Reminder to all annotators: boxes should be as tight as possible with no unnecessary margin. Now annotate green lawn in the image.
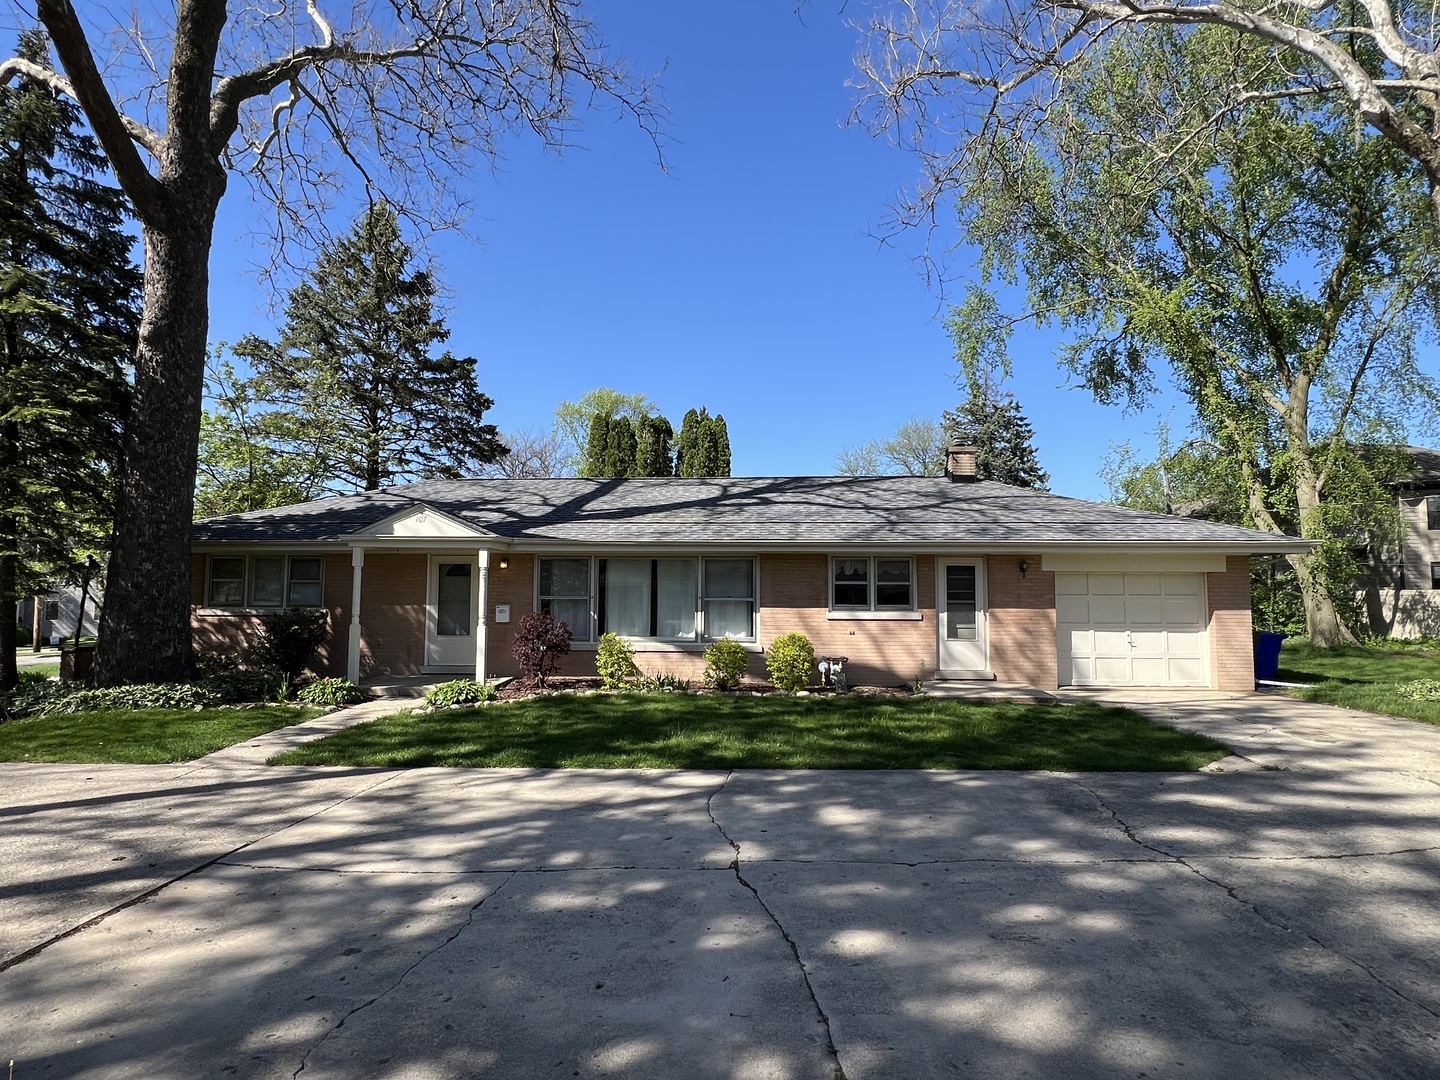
[271,694,1230,771]
[1277,640,1440,725]
[0,706,320,764]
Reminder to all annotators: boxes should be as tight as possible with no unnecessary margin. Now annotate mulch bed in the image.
[496,676,910,701]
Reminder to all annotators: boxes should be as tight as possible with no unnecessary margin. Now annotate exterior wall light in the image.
[1019,558,1029,578]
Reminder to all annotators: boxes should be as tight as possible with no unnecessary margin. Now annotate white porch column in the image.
[347,547,365,684]
[475,549,491,683]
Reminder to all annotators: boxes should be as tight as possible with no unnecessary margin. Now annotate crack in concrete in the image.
[706,771,849,1080]
[1064,777,1440,1023]
[292,871,515,1078]
[0,770,406,975]
[220,861,733,875]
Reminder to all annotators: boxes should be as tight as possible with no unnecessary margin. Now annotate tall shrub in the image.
[512,611,573,687]
[766,633,815,693]
[258,608,329,681]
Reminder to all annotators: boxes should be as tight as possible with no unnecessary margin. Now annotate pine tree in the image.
[635,416,674,477]
[943,387,1049,489]
[0,30,139,691]
[675,408,703,477]
[230,204,506,493]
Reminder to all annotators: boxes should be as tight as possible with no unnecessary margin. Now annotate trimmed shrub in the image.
[703,638,749,691]
[766,633,816,693]
[200,666,287,703]
[511,612,572,687]
[423,679,498,709]
[595,632,638,689]
[258,607,330,680]
[297,677,367,707]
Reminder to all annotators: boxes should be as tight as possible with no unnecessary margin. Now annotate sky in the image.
[188,0,1181,501]
[13,3,1439,499]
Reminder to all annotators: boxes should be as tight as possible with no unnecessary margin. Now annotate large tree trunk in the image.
[93,187,221,686]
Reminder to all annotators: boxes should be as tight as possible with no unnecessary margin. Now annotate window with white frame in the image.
[830,556,914,611]
[538,557,592,641]
[1429,496,1440,531]
[703,558,755,639]
[206,555,325,608]
[537,556,757,642]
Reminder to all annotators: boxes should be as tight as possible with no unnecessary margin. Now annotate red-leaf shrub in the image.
[511,611,573,687]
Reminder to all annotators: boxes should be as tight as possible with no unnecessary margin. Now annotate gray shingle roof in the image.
[191,476,1305,550]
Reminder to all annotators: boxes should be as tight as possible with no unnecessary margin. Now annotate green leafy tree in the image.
[837,417,946,476]
[942,383,1049,490]
[0,3,661,686]
[232,204,506,494]
[557,388,659,475]
[942,30,1439,645]
[194,357,325,518]
[0,30,138,691]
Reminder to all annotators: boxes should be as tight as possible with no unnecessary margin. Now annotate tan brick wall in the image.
[1208,555,1255,692]
[357,553,428,676]
[485,553,533,679]
[190,552,348,678]
[758,554,935,688]
[986,556,1058,689]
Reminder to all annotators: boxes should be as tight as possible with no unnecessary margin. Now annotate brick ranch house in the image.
[190,453,1310,691]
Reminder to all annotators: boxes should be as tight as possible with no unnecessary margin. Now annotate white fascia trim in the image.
[192,542,350,553]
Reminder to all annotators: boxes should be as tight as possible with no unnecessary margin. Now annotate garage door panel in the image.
[1126,597,1166,625]
[1058,572,1210,688]
[1090,598,1128,623]
[1163,575,1202,596]
[1126,574,1162,594]
[1092,629,1130,654]
[1095,656,1132,682]
[1163,598,1204,625]
[1168,657,1207,684]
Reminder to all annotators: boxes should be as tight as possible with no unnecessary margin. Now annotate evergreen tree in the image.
[0,30,138,691]
[231,204,506,493]
[943,386,1049,489]
[580,413,612,478]
[635,415,674,477]
[602,416,638,478]
[675,408,732,477]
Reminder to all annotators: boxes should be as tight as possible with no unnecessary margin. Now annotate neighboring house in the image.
[189,448,1310,691]
[1357,446,1440,640]
[15,582,103,646]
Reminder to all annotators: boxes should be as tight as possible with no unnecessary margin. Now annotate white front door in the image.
[937,559,988,676]
[426,557,478,670]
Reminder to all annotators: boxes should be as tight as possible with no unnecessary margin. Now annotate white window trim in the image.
[537,556,596,643]
[829,556,916,615]
[204,554,326,611]
[535,555,759,644]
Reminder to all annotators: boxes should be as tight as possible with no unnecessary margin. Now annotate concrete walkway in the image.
[2,692,1439,1078]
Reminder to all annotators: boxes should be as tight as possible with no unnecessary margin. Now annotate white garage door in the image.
[1056,572,1209,687]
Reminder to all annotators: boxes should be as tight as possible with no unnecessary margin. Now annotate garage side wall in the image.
[987,556,1058,689]
[1208,555,1254,692]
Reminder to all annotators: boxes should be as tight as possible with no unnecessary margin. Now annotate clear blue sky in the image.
[199,3,1238,499]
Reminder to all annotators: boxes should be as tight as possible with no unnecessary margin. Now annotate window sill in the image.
[826,610,923,621]
[194,606,323,616]
[570,639,762,653]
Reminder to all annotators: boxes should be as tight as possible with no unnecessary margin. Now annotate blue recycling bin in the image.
[1253,631,1286,682]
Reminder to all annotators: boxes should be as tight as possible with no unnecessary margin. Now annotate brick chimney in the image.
[944,442,979,482]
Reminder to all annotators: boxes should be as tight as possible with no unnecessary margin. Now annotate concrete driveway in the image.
[2,692,1438,1079]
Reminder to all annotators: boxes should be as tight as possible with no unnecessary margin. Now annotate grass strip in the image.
[0,706,321,764]
[271,695,1228,771]
[1277,641,1440,727]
